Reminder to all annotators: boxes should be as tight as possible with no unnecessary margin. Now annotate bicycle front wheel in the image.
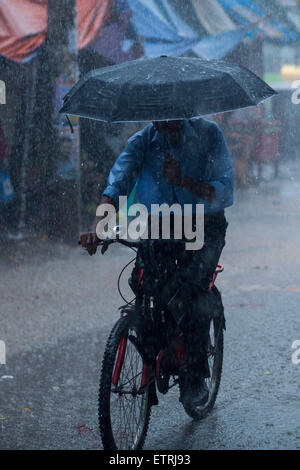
[98,316,151,450]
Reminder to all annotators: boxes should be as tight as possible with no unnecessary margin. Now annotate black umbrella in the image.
[59,56,277,122]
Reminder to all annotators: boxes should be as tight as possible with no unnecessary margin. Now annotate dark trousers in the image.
[177,211,227,378]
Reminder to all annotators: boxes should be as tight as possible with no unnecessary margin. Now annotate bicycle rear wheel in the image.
[98,316,151,450]
[180,315,224,420]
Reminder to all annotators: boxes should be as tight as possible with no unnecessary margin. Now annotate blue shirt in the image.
[103,118,234,214]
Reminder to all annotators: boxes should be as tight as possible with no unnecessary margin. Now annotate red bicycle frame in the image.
[112,264,224,388]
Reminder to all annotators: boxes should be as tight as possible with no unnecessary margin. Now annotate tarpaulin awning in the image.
[0,0,113,63]
[217,0,300,41]
[89,0,143,64]
[192,29,248,59]
[130,0,199,41]
[126,0,247,59]
[192,0,237,34]
[2,0,299,66]
[189,0,249,58]
[262,0,300,34]
[169,0,300,56]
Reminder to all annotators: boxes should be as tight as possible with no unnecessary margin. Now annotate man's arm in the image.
[80,194,116,255]
[205,123,234,209]
[80,130,146,255]
[101,130,146,207]
[163,157,216,203]
[163,123,233,207]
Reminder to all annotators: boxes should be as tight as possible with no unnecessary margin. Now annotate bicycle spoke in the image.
[205,320,220,394]
[109,331,148,449]
[112,371,143,391]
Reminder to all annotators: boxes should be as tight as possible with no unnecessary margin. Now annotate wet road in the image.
[1,162,300,450]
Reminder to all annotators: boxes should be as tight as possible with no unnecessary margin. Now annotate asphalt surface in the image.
[1,161,300,450]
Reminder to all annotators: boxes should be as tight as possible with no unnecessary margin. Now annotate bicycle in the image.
[90,236,225,450]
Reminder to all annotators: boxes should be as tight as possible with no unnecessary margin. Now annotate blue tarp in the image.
[192,29,248,59]
[127,0,247,59]
[218,0,300,42]
[125,0,300,62]
[127,0,197,42]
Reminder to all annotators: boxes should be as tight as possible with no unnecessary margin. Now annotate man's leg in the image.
[179,288,212,379]
[178,211,228,406]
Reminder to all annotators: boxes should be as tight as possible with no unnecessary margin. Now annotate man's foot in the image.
[179,374,209,408]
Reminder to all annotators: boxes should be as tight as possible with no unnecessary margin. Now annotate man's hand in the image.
[80,195,115,256]
[80,232,99,256]
[181,175,216,202]
[162,156,215,202]
[163,156,182,186]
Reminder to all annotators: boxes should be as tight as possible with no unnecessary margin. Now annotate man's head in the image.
[153,120,183,133]
[153,120,183,147]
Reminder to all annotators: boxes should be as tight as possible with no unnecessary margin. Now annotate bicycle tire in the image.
[179,315,224,420]
[98,316,151,450]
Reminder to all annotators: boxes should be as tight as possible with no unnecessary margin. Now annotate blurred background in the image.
[2,1,300,450]
[1,0,300,242]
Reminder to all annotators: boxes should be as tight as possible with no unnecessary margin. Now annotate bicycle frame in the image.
[112,255,224,393]
[112,337,127,387]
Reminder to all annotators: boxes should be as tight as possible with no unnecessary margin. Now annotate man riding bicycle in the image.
[81,117,233,409]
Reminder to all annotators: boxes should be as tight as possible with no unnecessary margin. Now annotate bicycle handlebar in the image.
[78,237,185,250]
[103,238,140,248]
[79,225,189,250]
[78,237,140,249]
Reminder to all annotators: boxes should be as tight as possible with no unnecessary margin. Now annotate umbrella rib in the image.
[225,73,260,106]
[193,60,262,106]
[225,64,276,105]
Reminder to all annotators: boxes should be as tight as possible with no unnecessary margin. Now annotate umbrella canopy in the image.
[59,56,277,122]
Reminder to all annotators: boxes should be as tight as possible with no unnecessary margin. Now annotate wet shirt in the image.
[103,118,233,214]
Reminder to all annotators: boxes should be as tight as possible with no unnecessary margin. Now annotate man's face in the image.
[153,120,184,146]
[153,120,183,134]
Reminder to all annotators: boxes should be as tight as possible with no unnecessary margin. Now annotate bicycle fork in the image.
[112,334,158,405]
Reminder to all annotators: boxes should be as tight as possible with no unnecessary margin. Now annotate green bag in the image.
[117,182,139,227]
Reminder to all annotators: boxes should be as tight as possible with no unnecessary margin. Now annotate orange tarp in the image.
[0,0,113,63]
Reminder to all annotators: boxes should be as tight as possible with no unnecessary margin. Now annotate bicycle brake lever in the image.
[101,241,110,254]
